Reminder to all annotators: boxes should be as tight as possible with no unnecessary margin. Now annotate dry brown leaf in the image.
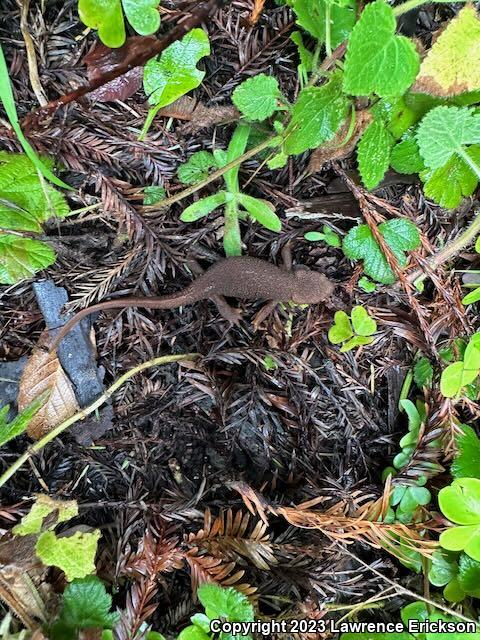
[308,110,373,174]
[18,331,79,440]
[249,0,266,25]
[157,96,239,132]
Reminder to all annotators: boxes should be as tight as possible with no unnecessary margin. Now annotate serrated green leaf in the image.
[284,71,349,155]
[343,0,419,97]
[413,356,433,387]
[413,6,480,98]
[35,530,101,581]
[417,106,480,172]
[0,392,47,448]
[143,29,210,108]
[371,96,419,140]
[458,553,480,596]
[236,194,281,232]
[178,151,216,185]
[232,74,281,122]
[79,0,125,48]
[197,584,254,622]
[340,335,374,352]
[13,494,78,536]
[420,145,480,209]
[328,310,353,344]
[50,576,119,640]
[350,305,376,336]
[391,136,425,175]
[357,120,393,189]
[452,425,480,480]
[342,218,420,284]
[0,153,69,232]
[0,45,71,189]
[0,234,56,285]
[143,185,165,205]
[180,191,227,222]
[292,0,356,49]
[122,0,160,36]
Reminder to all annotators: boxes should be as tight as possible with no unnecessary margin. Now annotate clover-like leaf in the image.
[328,310,353,344]
[357,120,393,189]
[36,530,101,581]
[0,235,56,285]
[428,550,458,588]
[284,71,350,155]
[143,185,165,205]
[305,225,341,247]
[78,0,125,48]
[439,479,480,562]
[122,0,160,36]
[343,218,420,284]
[232,74,281,122]
[177,151,216,185]
[416,106,480,171]
[340,335,374,352]
[343,0,419,97]
[413,6,480,97]
[292,0,356,50]
[143,29,210,109]
[350,306,377,336]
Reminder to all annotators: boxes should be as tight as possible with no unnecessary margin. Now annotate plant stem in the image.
[408,210,480,284]
[144,135,281,211]
[65,202,102,217]
[393,0,466,16]
[325,2,332,58]
[0,353,198,489]
[457,147,480,181]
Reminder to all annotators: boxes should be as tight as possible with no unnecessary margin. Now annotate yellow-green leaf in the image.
[36,530,101,581]
[413,6,480,97]
[13,494,78,536]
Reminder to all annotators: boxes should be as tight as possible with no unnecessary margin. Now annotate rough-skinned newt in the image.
[50,256,334,351]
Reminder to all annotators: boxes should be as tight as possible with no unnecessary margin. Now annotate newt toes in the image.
[49,256,334,351]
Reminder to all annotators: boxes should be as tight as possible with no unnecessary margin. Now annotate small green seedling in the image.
[328,305,377,352]
[357,276,376,293]
[178,583,254,640]
[180,124,281,256]
[413,356,433,388]
[304,225,341,247]
[440,332,480,398]
[78,0,160,48]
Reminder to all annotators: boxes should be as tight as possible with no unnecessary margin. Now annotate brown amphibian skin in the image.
[50,256,334,351]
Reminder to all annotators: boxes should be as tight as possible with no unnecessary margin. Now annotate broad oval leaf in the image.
[343,0,419,97]
[180,191,227,222]
[439,478,480,525]
[0,234,56,284]
[122,0,160,36]
[236,194,281,232]
[357,120,393,189]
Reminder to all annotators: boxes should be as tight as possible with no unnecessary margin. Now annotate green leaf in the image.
[284,71,350,155]
[304,225,340,247]
[0,235,56,285]
[428,550,458,587]
[232,74,281,122]
[197,584,254,622]
[290,31,314,73]
[443,577,466,603]
[178,627,210,640]
[417,106,480,171]
[420,146,480,209]
[177,151,216,185]
[292,0,356,50]
[391,137,425,174]
[79,0,125,47]
[440,478,480,526]
[13,494,78,536]
[350,305,377,336]
[50,576,119,640]
[143,185,165,205]
[343,0,419,97]
[458,553,480,597]
[236,194,281,232]
[180,191,227,222]
[0,45,70,189]
[414,357,433,387]
[340,335,374,352]
[35,529,101,581]
[328,310,353,344]
[462,287,480,305]
[343,218,420,284]
[358,276,376,292]
[357,120,393,189]
[0,392,47,448]
[122,0,160,36]
[143,29,210,108]
[452,425,480,479]
[0,153,70,232]
[224,124,251,193]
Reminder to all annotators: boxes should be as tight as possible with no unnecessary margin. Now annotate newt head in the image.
[291,268,335,304]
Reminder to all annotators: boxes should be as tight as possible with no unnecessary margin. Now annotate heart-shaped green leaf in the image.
[350,305,377,336]
[122,0,160,36]
[439,478,480,525]
[340,335,374,352]
[328,310,353,344]
[79,0,125,48]
[343,1,419,97]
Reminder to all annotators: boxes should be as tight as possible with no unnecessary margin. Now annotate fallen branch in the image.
[0,353,199,489]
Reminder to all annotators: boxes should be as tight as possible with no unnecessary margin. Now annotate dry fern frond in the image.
[185,548,256,597]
